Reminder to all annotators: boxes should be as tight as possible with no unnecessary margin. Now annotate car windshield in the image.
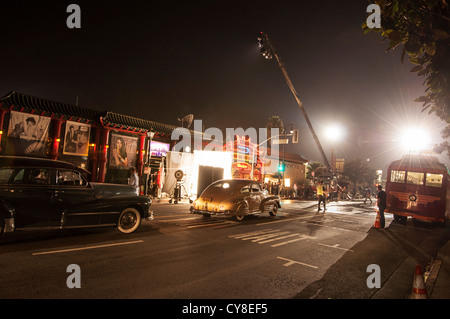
[205,180,248,193]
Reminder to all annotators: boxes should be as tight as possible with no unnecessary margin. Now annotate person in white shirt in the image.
[128,166,139,195]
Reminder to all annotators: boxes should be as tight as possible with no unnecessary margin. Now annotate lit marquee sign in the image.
[150,141,170,157]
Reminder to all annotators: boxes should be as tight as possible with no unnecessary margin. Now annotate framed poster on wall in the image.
[109,133,138,169]
[7,111,51,156]
[63,121,91,156]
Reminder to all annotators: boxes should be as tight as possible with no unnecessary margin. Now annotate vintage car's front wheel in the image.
[269,203,278,216]
[117,207,142,234]
[234,204,247,222]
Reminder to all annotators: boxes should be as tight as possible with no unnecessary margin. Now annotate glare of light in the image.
[284,178,291,187]
[400,128,431,153]
[325,124,345,142]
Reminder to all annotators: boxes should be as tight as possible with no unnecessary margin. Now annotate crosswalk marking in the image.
[229,229,279,239]
[251,232,291,242]
[271,235,309,247]
[258,233,300,244]
[229,229,313,248]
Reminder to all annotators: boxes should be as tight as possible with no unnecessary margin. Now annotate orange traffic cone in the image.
[411,265,428,299]
[373,210,382,229]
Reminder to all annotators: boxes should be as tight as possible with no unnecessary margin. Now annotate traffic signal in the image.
[278,162,285,172]
[257,32,273,60]
[292,129,299,144]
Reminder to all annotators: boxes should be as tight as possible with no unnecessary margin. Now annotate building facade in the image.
[0,91,309,197]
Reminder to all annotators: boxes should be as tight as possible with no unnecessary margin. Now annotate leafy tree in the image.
[306,161,325,180]
[361,166,378,187]
[342,159,376,193]
[363,0,450,157]
[266,115,285,133]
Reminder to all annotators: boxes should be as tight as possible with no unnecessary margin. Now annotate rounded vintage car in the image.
[0,156,153,235]
[190,179,281,221]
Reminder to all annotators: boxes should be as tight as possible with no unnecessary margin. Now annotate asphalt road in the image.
[1,198,448,302]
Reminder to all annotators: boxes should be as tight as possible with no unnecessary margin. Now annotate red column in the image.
[97,128,110,183]
[137,134,145,176]
[0,108,7,153]
[50,119,63,160]
[90,127,101,182]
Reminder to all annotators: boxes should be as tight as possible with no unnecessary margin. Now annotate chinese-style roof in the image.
[100,111,179,136]
[0,91,185,137]
[0,91,101,124]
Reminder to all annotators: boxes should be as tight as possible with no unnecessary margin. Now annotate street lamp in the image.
[325,124,346,176]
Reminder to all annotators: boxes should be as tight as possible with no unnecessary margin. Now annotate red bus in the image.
[385,155,450,224]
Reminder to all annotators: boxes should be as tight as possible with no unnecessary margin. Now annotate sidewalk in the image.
[429,236,450,299]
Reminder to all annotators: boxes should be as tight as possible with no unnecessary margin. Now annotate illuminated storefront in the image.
[225,136,264,182]
[0,91,177,194]
[0,92,310,197]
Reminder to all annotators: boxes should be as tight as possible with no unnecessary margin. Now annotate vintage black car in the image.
[0,156,152,235]
[190,179,281,221]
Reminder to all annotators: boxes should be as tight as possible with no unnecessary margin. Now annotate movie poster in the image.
[109,133,138,169]
[7,111,51,156]
[63,121,91,156]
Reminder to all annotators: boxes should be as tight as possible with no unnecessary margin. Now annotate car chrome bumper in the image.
[190,207,232,216]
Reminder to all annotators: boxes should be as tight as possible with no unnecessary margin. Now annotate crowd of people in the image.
[262,180,378,203]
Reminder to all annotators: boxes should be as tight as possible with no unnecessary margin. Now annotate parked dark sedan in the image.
[0,156,152,235]
[190,179,281,221]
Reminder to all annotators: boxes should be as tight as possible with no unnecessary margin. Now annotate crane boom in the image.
[257,32,331,172]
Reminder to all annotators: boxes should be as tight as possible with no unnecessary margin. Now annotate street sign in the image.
[272,138,289,144]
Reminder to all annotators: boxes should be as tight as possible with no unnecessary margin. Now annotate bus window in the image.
[406,171,424,185]
[426,173,443,187]
[390,170,406,183]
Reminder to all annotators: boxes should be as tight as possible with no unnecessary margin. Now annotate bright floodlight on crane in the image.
[257,32,273,60]
[400,128,431,153]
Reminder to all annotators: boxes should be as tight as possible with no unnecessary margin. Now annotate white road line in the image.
[271,235,309,247]
[32,240,144,256]
[229,229,278,239]
[250,232,291,242]
[258,233,301,244]
[318,243,354,252]
[277,256,318,269]
[240,231,287,241]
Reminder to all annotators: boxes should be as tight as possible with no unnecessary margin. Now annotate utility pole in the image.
[257,31,331,172]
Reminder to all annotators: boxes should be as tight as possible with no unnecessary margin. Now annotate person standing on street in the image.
[376,185,386,228]
[317,181,326,212]
[364,187,373,204]
[128,166,140,195]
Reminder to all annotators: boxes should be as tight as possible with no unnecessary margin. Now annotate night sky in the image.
[1,1,448,173]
